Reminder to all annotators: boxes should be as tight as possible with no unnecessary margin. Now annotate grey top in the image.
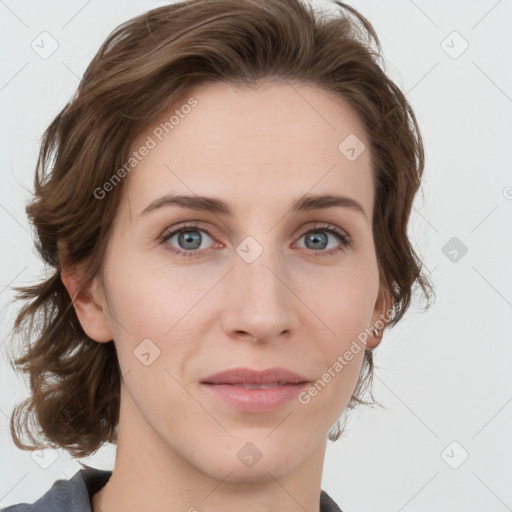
[1,465,344,511]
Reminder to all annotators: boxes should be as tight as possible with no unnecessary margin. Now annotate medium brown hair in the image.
[6,0,434,458]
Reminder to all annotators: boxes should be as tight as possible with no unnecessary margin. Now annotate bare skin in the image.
[62,81,390,512]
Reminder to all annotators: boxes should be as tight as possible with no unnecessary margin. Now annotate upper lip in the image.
[201,367,310,385]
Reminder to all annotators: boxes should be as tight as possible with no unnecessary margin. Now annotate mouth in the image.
[200,367,310,411]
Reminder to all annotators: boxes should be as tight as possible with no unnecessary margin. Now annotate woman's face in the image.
[85,81,388,482]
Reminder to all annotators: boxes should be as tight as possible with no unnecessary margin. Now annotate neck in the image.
[92,385,328,512]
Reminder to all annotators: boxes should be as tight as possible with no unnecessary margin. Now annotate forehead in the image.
[124,81,374,219]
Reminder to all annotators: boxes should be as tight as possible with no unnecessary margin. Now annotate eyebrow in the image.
[140,193,368,220]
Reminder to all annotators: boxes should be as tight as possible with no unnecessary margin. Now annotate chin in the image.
[201,454,300,484]
[192,433,315,483]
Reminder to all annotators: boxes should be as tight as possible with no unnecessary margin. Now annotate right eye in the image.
[159,221,220,257]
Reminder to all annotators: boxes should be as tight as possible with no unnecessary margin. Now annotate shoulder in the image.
[1,465,112,512]
[320,489,344,512]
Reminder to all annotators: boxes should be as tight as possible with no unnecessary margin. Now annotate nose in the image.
[219,246,299,344]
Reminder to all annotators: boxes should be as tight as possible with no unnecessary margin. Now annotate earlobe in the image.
[367,286,393,350]
[60,266,114,343]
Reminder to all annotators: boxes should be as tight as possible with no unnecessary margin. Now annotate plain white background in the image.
[0,1,511,510]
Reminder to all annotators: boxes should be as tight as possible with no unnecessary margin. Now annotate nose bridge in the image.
[236,237,287,309]
[221,235,295,338]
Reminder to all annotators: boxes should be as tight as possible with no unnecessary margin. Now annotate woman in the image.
[3,0,433,511]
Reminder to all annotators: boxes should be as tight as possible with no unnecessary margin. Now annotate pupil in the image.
[180,230,201,250]
[307,232,327,250]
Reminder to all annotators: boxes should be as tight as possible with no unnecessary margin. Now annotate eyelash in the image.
[158,221,352,258]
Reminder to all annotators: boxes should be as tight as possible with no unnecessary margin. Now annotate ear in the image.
[60,264,114,343]
[366,284,393,350]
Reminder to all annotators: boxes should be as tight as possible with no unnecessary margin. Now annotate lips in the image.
[201,367,309,386]
[200,367,311,411]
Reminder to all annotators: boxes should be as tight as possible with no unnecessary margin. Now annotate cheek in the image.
[300,263,377,381]
[101,251,211,383]
[103,248,196,333]
[299,287,371,414]
[301,260,378,334]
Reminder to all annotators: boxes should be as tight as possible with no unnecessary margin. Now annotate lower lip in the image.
[201,382,309,411]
